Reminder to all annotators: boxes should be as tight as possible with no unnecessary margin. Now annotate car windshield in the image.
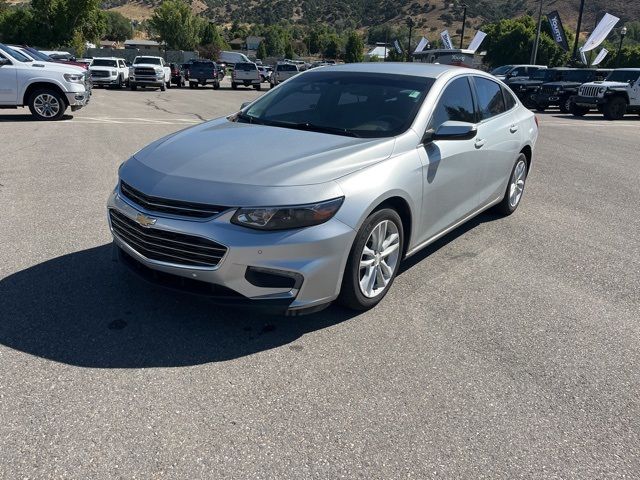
[92,59,117,67]
[23,47,51,61]
[0,43,32,62]
[491,65,513,75]
[606,70,640,83]
[565,70,594,82]
[134,57,161,65]
[241,71,434,139]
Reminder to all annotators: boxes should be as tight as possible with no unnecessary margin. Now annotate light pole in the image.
[459,4,467,49]
[406,17,415,62]
[530,0,543,64]
[572,0,586,61]
[615,26,627,67]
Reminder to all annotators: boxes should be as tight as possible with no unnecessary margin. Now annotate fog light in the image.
[245,267,303,289]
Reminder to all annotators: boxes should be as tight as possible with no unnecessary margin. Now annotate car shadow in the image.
[0,114,74,122]
[550,113,640,121]
[0,244,356,369]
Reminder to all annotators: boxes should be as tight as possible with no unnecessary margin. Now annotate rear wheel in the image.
[28,89,67,121]
[254,84,262,91]
[494,154,528,216]
[603,96,627,120]
[339,209,404,311]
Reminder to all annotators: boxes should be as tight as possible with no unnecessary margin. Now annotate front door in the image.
[0,54,18,104]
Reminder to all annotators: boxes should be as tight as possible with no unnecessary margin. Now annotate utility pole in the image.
[572,0,586,61]
[406,17,415,62]
[459,4,467,49]
[530,0,543,64]
[615,26,627,67]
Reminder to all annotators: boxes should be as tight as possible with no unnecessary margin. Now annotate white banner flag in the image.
[592,48,608,66]
[414,37,429,53]
[393,39,403,54]
[580,49,588,65]
[467,31,487,53]
[580,13,619,53]
[440,30,454,50]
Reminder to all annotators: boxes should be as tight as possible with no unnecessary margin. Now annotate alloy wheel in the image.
[33,94,60,118]
[359,220,400,298]
[509,159,527,208]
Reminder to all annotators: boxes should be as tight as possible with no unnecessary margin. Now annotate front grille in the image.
[91,70,110,78]
[581,86,600,97]
[109,209,227,268]
[542,86,559,95]
[134,67,156,76]
[120,181,226,219]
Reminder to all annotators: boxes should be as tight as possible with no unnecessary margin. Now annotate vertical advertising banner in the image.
[592,48,608,66]
[440,30,454,49]
[393,39,403,54]
[581,13,620,52]
[546,11,570,51]
[414,37,429,53]
[467,31,487,53]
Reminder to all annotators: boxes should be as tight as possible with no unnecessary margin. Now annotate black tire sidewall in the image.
[28,88,66,121]
[340,208,404,310]
[494,153,528,216]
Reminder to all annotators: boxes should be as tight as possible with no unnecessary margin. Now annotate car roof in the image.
[614,68,640,71]
[318,62,473,79]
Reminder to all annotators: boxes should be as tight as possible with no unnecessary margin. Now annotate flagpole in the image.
[572,0,586,61]
[530,0,543,64]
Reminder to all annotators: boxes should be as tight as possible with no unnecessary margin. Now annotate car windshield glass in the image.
[565,70,594,82]
[23,47,51,61]
[92,59,117,67]
[242,71,434,139]
[606,70,640,83]
[235,63,256,71]
[491,65,513,75]
[0,43,31,62]
[530,70,548,80]
[134,57,161,65]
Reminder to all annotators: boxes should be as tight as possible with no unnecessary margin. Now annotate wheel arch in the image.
[358,194,414,259]
[22,81,68,107]
[520,144,533,171]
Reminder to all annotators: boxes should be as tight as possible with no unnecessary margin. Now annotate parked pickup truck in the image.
[90,57,129,88]
[0,42,90,120]
[231,62,262,90]
[129,56,171,91]
[186,60,223,89]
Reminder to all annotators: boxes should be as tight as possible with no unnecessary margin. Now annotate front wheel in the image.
[570,103,589,117]
[254,84,262,91]
[28,89,67,121]
[231,82,238,90]
[493,154,528,216]
[603,96,627,120]
[339,209,404,311]
[559,97,571,114]
[160,82,166,91]
[130,83,137,91]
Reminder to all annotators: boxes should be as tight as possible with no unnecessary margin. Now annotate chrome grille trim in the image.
[109,209,227,268]
[542,86,558,95]
[581,86,600,98]
[134,67,156,76]
[120,181,227,219]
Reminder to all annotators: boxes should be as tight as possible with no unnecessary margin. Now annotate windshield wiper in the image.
[277,121,361,138]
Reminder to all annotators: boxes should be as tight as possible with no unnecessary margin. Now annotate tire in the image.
[535,105,546,112]
[603,96,627,120]
[493,153,528,216]
[254,84,262,91]
[231,82,238,90]
[130,83,137,91]
[116,75,123,89]
[569,103,589,117]
[160,82,166,92]
[166,80,171,89]
[339,208,404,311]
[28,88,67,121]
[559,97,571,114]
[189,82,196,89]
[213,80,220,90]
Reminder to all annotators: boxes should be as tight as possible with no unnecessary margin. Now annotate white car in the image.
[89,57,129,88]
[129,56,171,91]
[571,68,640,120]
[0,43,90,120]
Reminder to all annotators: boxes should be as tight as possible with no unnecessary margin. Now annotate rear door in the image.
[472,76,522,201]
[0,53,18,104]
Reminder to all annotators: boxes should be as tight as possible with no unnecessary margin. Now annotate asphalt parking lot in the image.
[1,80,639,479]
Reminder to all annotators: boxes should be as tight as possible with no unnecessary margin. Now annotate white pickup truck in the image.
[90,57,129,88]
[129,56,171,91]
[0,42,90,120]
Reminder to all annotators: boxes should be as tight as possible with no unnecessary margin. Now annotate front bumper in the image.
[65,90,90,110]
[107,189,356,313]
[572,95,606,107]
[533,92,565,106]
[92,76,119,85]
[130,75,164,86]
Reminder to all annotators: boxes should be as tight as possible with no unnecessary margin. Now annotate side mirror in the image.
[0,57,10,66]
[240,101,251,109]
[423,121,477,143]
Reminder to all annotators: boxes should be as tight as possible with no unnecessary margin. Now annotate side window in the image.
[502,86,517,110]
[475,77,506,120]
[430,77,476,130]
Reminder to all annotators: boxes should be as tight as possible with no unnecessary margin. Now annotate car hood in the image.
[511,79,543,87]
[543,81,582,88]
[25,61,86,75]
[133,63,163,68]
[120,117,395,205]
[583,81,629,89]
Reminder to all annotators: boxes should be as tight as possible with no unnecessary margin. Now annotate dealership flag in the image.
[592,48,608,66]
[414,36,429,53]
[393,39,403,54]
[580,13,619,53]
[580,49,588,65]
[467,31,486,52]
[546,11,570,51]
[440,30,454,49]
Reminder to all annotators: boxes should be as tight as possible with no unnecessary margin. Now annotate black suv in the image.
[508,68,572,109]
[533,68,611,113]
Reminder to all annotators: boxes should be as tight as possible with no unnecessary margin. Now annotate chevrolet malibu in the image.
[107,63,538,315]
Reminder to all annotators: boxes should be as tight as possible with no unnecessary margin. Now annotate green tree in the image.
[148,0,203,50]
[284,41,294,59]
[344,30,364,63]
[324,34,341,59]
[256,39,267,59]
[103,11,132,42]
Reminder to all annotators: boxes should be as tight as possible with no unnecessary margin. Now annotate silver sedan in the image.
[107,63,538,315]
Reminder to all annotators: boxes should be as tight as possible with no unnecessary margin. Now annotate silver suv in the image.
[108,64,538,315]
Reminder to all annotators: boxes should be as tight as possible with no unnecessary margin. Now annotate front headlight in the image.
[231,197,344,231]
[64,73,84,83]
[599,87,607,94]
[111,69,117,75]
[556,87,561,92]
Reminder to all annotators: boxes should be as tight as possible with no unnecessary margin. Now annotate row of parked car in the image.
[492,64,640,120]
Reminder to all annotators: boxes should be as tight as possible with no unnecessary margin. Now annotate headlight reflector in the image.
[64,73,84,83]
[599,87,607,94]
[231,197,344,230]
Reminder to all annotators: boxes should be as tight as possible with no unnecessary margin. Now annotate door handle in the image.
[510,124,519,133]
[474,138,485,149]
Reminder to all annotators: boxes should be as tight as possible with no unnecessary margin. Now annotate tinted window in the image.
[475,77,506,120]
[430,77,475,129]
[235,62,256,71]
[491,65,513,75]
[606,70,640,83]
[277,64,297,72]
[565,70,595,82]
[502,86,517,110]
[92,59,117,67]
[134,57,161,65]
[0,43,31,62]
[243,72,434,138]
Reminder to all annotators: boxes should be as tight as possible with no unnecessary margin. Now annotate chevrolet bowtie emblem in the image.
[135,213,157,227]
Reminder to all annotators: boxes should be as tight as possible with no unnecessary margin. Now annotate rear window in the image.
[134,57,161,65]
[192,61,213,66]
[92,59,117,67]
[235,63,257,71]
[277,64,297,72]
[474,77,506,120]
